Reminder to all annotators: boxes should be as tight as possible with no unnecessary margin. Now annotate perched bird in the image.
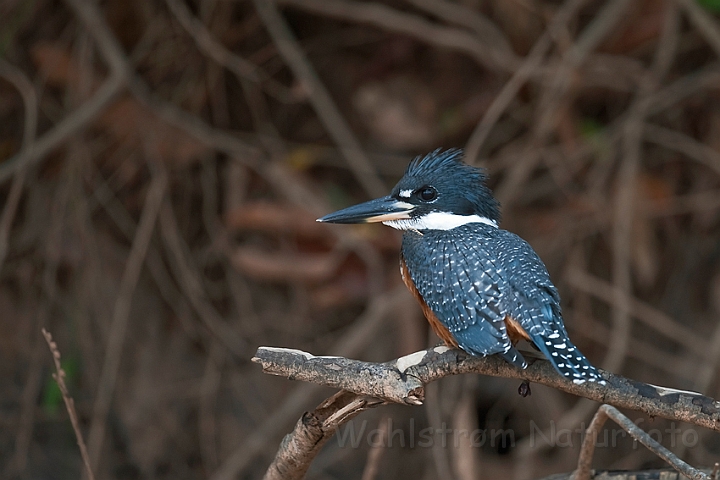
[318,149,605,385]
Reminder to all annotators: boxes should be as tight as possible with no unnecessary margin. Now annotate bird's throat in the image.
[383,211,498,231]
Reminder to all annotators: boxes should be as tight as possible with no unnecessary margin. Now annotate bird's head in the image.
[317,149,500,231]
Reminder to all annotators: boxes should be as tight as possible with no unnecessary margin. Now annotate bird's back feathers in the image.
[402,223,604,384]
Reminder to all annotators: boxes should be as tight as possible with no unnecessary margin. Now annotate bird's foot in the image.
[518,380,531,397]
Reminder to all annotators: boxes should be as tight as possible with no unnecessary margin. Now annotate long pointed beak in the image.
[317,196,415,224]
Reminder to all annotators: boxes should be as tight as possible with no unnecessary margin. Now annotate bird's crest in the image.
[406,149,487,182]
[402,149,499,222]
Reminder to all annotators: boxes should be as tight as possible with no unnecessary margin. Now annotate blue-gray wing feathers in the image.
[402,224,604,384]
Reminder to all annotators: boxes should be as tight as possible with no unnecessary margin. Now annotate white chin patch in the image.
[383,212,498,231]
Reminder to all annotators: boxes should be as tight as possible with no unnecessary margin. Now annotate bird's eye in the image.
[418,186,437,202]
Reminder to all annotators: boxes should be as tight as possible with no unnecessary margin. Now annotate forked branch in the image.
[573,405,709,480]
[254,346,720,479]
[253,346,720,431]
[255,346,720,479]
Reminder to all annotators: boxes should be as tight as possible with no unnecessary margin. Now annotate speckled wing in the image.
[492,229,605,384]
[402,224,605,383]
[401,227,524,367]
[491,229,564,335]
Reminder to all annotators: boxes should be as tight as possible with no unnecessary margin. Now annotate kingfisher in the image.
[318,149,605,385]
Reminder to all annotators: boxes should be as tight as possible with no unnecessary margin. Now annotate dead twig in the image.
[209,287,407,480]
[676,0,720,58]
[425,381,455,479]
[253,346,720,430]
[0,0,131,183]
[464,0,588,163]
[405,0,514,55]
[566,269,707,354]
[86,167,168,470]
[158,198,249,357]
[606,0,677,376]
[643,124,720,177]
[572,405,709,480]
[164,0,294,102]
[41,329,96,480]
[264,391,384,480]
[0,59,37,270]
[0,75,124,183]
[255,346,720,478]
[606,97,644,374]
[127,80,260,161]
[359,415,390,480]
[252,0,386,198]
[495,0,633,205]
[279,0,521,73]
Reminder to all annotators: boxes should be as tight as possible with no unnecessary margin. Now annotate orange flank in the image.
[400,256,459,348]
[504,315,530,344]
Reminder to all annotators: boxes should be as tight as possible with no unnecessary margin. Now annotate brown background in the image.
[1,0,720,478]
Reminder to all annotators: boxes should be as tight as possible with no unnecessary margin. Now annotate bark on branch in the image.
[263,391,384,480]
[253,346,720,431]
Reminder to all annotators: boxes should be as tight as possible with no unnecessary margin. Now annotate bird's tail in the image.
[530,333,605,385]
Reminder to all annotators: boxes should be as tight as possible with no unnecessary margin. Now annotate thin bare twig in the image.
[606,0,677,376]
[0,60,38,151]
[279,0,521,72]
[264,391,384,480]
[127,80,261,161]
[164,0,295,102]
[252,0,386,198]
[360,415,390,480]
[677,0,720,58]
[0,76,124,183]
[86,168,168,469]
[158,199,249,357]
[572,405,709,480]
[0,0,132,183]
[533,0,630,141]
[405,0,514,55]
[41,329,96,480]
[695,280,720,393]
[209,287,408,480]
[464,0,588,162]
[63,0,131,78]
[0,59,37,270]
[199,345,223,470]
[495,0,633,204]
[606,97,646,374]
[425,381,455,480]
[644,124,720,177]
[567,269,707,353]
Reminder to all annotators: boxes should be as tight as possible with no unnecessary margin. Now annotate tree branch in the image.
[263,391,384,480]
[573,405,709,480]
[253,346,720,432]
